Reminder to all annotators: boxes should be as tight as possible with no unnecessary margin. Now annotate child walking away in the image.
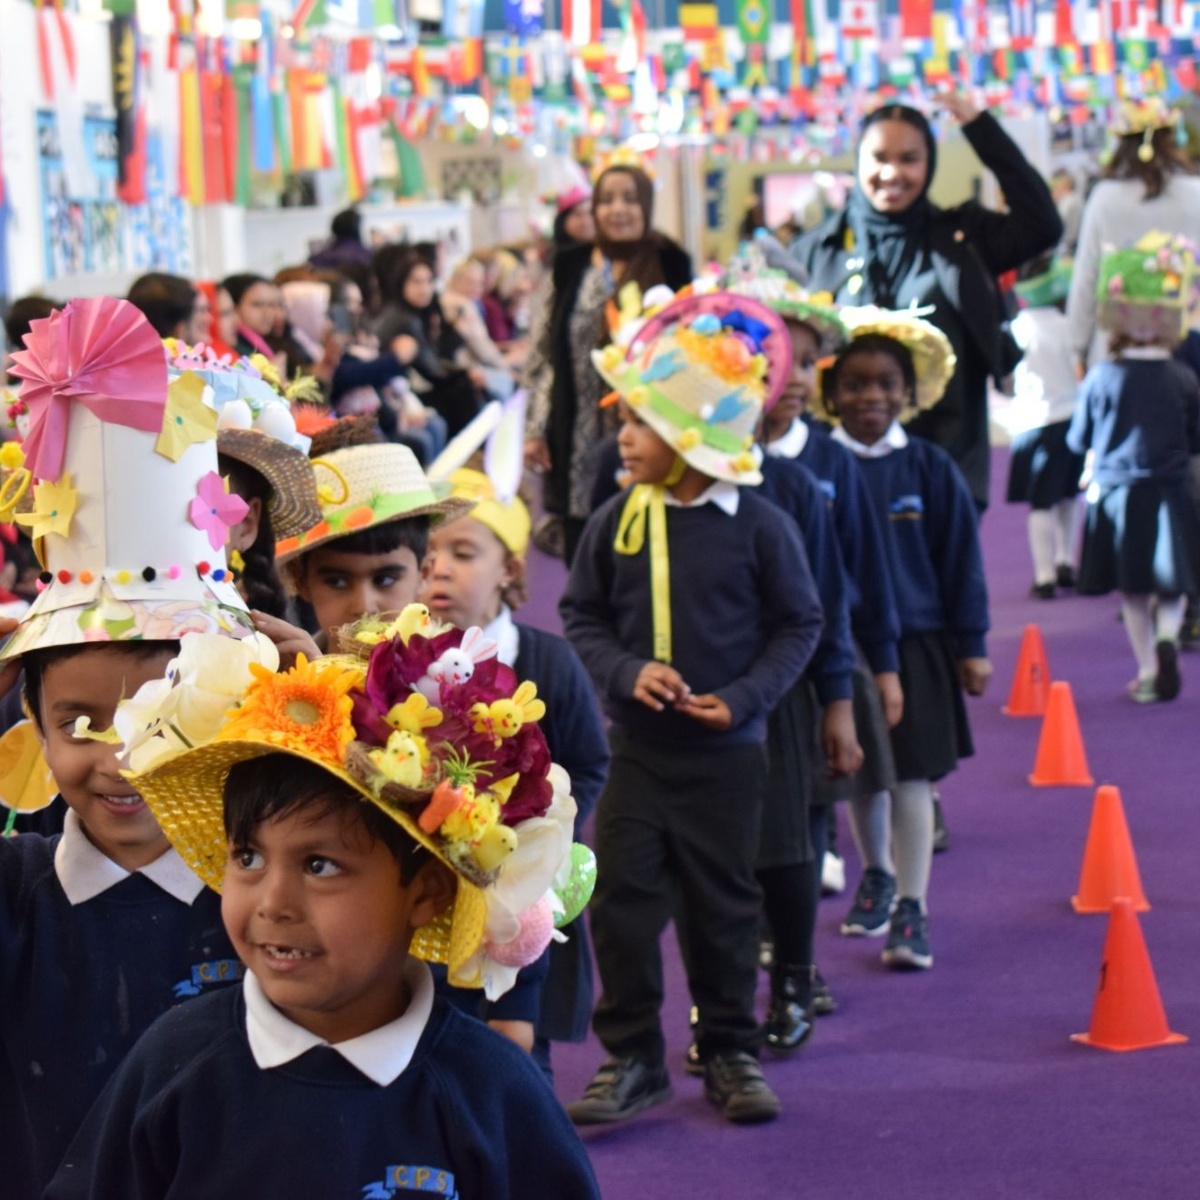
[1004,257,1085,598]
[561,292,824,1125]
[0,298,277,1197]
[823,307,991,970]
[1067,234,1200,703]
[45,608,600,1199]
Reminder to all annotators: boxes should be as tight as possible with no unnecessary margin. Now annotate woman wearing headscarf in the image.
[524,162,693,563]
[1066,99,1200,372]
[790,92,1062,509]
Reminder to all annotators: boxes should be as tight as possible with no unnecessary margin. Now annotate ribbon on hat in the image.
[7,298,169,481]
[719,310,774,353]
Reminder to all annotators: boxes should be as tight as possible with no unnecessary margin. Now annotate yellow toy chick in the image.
[367,730,426,789]
[441,787,500,844]
[385,692,443,738]
[355,603,435,647]
[469,681,546,745]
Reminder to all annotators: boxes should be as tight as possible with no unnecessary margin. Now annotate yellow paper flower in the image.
[729,452,758,475]
[156,372,218,462]
[0,442,25,470]
[219,653,359,766]
[599,344,626,373]
[676,428,702,452]
[628,385,649,408]
[15,473,77,541]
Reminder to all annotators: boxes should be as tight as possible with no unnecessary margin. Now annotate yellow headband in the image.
[447,469,532,557]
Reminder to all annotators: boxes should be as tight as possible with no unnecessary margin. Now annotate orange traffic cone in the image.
[1003,624,1051,716]
[1071,898,1187,1051]
[1072,786,1150,913]
[1029,681,1094,786]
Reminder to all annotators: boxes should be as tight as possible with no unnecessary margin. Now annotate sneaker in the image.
[821,851,846,895]
[932,795,949,854]
[1128,676,1158,704]
[703,1051,781,1124]
[810,968,838,1015]
[1056,564,1077,589]
[1030,581,1057,599]
[881,898,933,970]
[763,965,814,1053]
[1156,640,1182,701]
[567,1057,673,1125]
[840,867,897,936]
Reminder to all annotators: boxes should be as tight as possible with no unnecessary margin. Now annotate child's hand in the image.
[874,671,904,728]
[958,657,993,696]
[1079,449,1094,491]
[632,662,691,711]
[821,699,864,779]
[676,693,733,731]
[251,611,322,671]
[0,617,21,700]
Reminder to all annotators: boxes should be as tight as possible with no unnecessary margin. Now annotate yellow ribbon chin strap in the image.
[613,457,686,664]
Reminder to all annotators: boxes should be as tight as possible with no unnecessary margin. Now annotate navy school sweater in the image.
[44,983,601,1200]
[0,831,239,1200]
[560,486,824,747]
[850,438,989,658]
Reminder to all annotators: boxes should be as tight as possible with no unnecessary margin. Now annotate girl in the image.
[422,467,609,1072]
[1066,239,1200,702]
[219,273,282,361]
[823,309,991,970]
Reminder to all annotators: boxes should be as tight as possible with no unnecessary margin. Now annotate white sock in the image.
[891,779,935,907]
[1121,594,1158,679]
[1053,499,1077,566]
[1156,594,1186,644]
[1028,510,1058,585]
[848,791,895,876]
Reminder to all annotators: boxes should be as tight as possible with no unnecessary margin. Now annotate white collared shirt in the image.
[764,417,810,460]
[244,956,435,1087]
[54,807,206,907]
[831,421,909,459]
[481,603,520,668]
[1120,347,1172,361]
[663,479,740,515]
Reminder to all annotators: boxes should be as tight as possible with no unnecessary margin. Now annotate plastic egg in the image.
[717,336,752,372]
[691,313,722,336]
[486,894,555,967]
[217,398,253,431]
[255,404,297,444]
[554,844,597,928]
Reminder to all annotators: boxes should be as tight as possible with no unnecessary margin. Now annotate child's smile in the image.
[830,349,911,445]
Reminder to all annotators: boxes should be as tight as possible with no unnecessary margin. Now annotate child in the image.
[423,467,609,1069]
[1004,257,1084,598]
[823,307,991,970]
[275,441,472,645]
[45,613,600,1199]
[561,293,823,1125]
[0,297,275,1197]
[1067,235,1200,702]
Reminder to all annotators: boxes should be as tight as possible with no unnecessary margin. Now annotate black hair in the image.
[126,273,199,339]
[220,272,272,307]
[4,295,62,352]
[22,640,179,730]
[386,252,436,310]
[858,104,938,183]
[294,516,431,580]
[223,754,431,885]
[823,334,918,416]
[218,454,289,619]
[330,207,362,242]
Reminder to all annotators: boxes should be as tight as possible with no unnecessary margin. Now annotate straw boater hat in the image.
[117,604,596,998]
[1096,231,1199,343]
[273,442,474,570]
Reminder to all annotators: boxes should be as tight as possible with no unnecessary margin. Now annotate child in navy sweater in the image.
[822,308,991,971]
[46,616,600,1199]
[561,293,823,1125]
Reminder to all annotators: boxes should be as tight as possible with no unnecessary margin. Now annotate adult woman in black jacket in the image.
[525,164,693,563]
[790,93,1062,509]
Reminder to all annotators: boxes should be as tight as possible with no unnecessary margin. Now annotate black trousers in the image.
[591,730,767,1066]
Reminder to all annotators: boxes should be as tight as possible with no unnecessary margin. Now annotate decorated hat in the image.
[816,305,957,421]
[117,605,595,999]
[1013,258,1073,309]
[593,291,792,485]
[1096,232,1199,343]
[0,298,255,662]
[445,468,531,557]
[556,185,592,214]
[274,442,474,570]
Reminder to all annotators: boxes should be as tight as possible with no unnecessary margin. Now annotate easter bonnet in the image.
[1096,232,1199,343]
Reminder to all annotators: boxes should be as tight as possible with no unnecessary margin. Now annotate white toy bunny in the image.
[415,627,499,703]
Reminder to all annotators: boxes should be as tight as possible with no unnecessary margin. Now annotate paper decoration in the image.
[189,470,250,550]
[15,473,77,542]
[156,372,218,462]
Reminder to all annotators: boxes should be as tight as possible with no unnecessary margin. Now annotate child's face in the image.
[37,646,175,871]
[297,544,422,635]
[768,321,821,434]
[222,802,450,1042]
[831,348,911,445]
[616,400,679,485]
[422,515,512,631]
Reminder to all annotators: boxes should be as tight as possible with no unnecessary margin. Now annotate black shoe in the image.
[932,796,949,854]
[1030,581,1057,599]
[703,1051,781,1124]
[810,968,838,1015]
[1056,564,1077,589]
[841,867,897,936]
[567,1057,673,1125]
[1156,640,1182,701]
[881,898,933,970]
[764,964,814,1053]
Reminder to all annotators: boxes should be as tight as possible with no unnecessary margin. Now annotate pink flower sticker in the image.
[189,471,249,551]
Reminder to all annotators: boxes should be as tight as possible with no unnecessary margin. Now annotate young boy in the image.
[275,441,472,643]
[0,297,272,1197]
[560,294,824,1125]
[45,615,600,1199]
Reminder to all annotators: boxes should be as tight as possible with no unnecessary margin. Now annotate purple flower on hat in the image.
[189,470,249,551]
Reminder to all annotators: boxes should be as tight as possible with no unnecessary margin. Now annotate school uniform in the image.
[1,811,239,1199]
[45,960,600,1200]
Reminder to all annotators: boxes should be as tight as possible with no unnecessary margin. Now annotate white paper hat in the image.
[0,298,255,661]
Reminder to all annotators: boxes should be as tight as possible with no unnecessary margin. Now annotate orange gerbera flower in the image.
[219,654,361,767]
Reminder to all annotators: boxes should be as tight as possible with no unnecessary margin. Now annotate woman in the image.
[1066,99,1200,371]
[552,186,595,262]
[525,163,693,563]
[789,93,1062,510]
[220,273,282,360]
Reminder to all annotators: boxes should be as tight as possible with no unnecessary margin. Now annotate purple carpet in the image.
[521,451,1200,1199]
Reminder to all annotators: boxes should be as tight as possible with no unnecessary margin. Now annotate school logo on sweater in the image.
[889,494,924,520]
[172,958,246,999]
[362,1165,458,1197]
[816,479,837,504]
